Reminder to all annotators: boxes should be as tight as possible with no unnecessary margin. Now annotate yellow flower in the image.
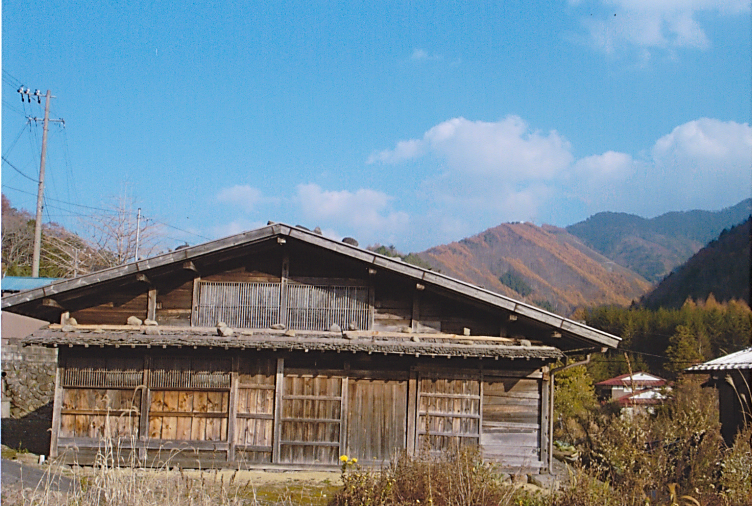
[351,458,357,463]
[340,455,349,462]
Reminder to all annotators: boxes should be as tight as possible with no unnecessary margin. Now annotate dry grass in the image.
[1,435,337,506]
[328,447,540,506]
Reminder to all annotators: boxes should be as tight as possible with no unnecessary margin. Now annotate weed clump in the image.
[329,447,532,506]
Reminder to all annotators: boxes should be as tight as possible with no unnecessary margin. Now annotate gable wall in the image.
[63,242,520,337]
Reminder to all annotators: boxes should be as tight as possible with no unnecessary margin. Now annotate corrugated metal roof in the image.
[685,347,752,372]
[1,276,60,292]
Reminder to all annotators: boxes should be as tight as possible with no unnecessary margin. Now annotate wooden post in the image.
[540,368,550,473]
[478,370,484,448]
[272,357,284,464]
[139,354,152,461]
[49,360,64,458]
[191,278,201,326]
[411,291,421,332]
[147,288,157,321]
[227,355,239,462]
[279,255,289,327]
[406,368,418,455]
[339,375,349,458]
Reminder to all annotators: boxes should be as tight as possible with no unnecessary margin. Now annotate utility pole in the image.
[19,87,63,277]
[135,208,142,262]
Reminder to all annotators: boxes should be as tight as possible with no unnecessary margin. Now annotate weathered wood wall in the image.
[64,241,515,338]
[52,348,550,472]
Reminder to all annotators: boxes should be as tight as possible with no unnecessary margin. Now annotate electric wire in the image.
[2,156,39,183]
[2,121,31,158]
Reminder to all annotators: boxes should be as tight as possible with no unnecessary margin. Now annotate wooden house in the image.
[686,348,752,446]
[1,223,620,472]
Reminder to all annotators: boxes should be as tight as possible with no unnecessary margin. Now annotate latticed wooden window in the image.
[194,281,371,330]
[194,281,281,329]
[286,284,370,331]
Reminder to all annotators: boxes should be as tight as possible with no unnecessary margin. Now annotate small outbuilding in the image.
[2,223,620,472]
[686,348,752,446]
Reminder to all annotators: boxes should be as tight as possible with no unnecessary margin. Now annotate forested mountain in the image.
[640,217,751,309]
[418,222,651,314]
[566,199,751,282]
[583,298,751,381]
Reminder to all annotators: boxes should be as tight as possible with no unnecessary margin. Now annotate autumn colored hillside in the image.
[419,222,651,315]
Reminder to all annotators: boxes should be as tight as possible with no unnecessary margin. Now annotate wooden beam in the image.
[42,298,63,309]
[272,357,284,464]
[182,261,199,273]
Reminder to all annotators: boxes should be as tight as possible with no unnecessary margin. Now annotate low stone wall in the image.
[1,339,57,454]
[2,340,57,418]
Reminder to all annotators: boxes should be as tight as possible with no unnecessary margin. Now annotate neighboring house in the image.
[595,372,669,416]
[595,372,667,402]
[1,223,621,472]
[686,348,752,446]
[1,276,60,296]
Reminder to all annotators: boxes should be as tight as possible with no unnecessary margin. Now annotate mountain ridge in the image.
[417,199,751,315]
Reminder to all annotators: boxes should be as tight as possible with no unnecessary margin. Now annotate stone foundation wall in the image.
[1,340,57,454]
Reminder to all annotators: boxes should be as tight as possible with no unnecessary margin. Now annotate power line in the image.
[2,156,39,183]
[4,184,213,243]
[2,70,23,87]
[3,121,31,158]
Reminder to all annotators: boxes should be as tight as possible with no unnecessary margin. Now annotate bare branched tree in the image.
[80,194,165,268]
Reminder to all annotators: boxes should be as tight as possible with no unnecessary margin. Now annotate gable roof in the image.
[685,347,752,372]
[596,372,667,387]
[1,223,621,350]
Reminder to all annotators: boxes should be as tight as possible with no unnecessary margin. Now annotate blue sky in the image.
[3,0,750,252]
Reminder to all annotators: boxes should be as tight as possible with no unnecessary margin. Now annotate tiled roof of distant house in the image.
[595,372,667,387]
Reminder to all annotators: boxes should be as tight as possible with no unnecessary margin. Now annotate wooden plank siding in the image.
[481,376,544,470]
[278,371,344,465]
[417,373,481,453]
[52,348,550,471]
[346,373,408,463]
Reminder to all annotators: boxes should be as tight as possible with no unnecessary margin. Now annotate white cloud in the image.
[574,0,749,56]
[294,183,409,242]
[369,116,573,180]
[571,118,752,217]
[411,48,443,61]
[368,116,750,248]
[573,151,633,182]
[216,185,264,212]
